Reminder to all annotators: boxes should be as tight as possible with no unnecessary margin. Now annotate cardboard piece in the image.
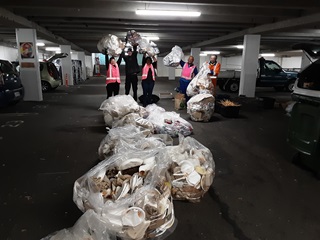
[174,93,186,110]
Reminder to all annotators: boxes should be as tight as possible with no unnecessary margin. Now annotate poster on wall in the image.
[20,42,34,59]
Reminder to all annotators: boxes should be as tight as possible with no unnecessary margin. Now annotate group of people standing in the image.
[105,45,157,107]
[105,46,221,107]
[178,54,221,100]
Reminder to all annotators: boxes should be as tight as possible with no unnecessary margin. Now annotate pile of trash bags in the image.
[163,46,184,67]
[99,95,193,137]
[186,63,216,122]
[42,96,215,240]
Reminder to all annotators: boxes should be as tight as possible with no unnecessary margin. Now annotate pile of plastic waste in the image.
[42,96,215,240]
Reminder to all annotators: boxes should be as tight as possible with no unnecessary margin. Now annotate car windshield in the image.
[265,61,282,71]
[0,61,14,74]
[297,59,320,91]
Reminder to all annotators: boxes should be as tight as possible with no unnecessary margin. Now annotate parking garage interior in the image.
[0,1,320,240]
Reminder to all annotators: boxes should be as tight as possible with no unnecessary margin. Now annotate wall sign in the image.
[20,42,34,59]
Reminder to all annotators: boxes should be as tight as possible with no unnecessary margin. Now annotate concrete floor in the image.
[1,77,320,240]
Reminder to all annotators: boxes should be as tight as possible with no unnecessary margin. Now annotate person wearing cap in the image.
[118,45,140,101]
[105,56,122,99]
[141,56,157,107]
[178,56,198,101]
[208,55,221,96]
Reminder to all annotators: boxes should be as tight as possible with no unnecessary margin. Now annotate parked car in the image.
[218,58,298,92]
[40,53,68,92]
[292,43,320,101]
[12,53,68,92]
[0,60,24,107]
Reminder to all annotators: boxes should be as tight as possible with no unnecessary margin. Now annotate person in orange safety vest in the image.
[106,56,121,99]
[208,55,221,96]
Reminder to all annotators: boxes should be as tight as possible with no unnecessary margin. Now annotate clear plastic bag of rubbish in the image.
[137,37,151,53]
[73,149,176,240]
[41,209,116,240]
[103,106,148,128]
[97,125,160,160]
[112,112,154,131]
[166,135,215,202]
[99,95,140,119]
[103,34,125,57]
[163,45,184,67]
[145,104,193,137]
[187,62,213,97]
[187,94,215,122]
[97,36,109,54]
[150,41,160,56]
[142,41,160,57]
[126,30,142,46]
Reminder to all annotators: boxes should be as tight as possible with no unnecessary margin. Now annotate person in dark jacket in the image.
[118,45,140,101]
[141,56,157,107]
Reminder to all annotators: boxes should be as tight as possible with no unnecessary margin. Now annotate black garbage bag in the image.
[139,94,160,104]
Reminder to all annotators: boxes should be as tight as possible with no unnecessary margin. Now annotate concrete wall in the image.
[71,52,78,60]
[0,45,18,62]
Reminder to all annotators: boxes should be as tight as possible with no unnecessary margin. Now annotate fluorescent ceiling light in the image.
[45,47,60,51]
[201,51,220,55]
[143,36,160,41]
[236,45,244,49]
[200,53,207,56]
[136,9,201,17]
[261,53,275,57]
[36,42,45,47]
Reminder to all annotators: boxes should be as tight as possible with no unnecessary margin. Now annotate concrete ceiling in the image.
[1,0,320,56]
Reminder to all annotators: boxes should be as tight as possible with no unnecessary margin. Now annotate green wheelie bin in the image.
[288,102,320,176]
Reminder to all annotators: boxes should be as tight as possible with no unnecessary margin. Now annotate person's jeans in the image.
[179,78,191,101]
[125,74,138,101]
[141,80,155,107]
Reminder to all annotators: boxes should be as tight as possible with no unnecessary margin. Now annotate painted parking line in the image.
[32,105,49,109]
[0,112,39,117]
[1,120,24,128]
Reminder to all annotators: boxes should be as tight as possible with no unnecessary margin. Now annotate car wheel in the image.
[285,80,295,92]
[226,80,239,93]
[42,81,51,92]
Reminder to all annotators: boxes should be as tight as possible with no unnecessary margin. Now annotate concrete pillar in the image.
[60,45,73,85]
[168,67,175,80]
[85,55,93,77]
[15,28,42,101]
[191,48,201,69]
[239,35,261,97]
[301,51,312,69]
[77,51,86,81]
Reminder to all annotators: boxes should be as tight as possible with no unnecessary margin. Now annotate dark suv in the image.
[0,60,24,107]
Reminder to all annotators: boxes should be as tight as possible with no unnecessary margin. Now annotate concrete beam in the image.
[181,12,320,52]
[0,7,90,54]
[2,0,320,9]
